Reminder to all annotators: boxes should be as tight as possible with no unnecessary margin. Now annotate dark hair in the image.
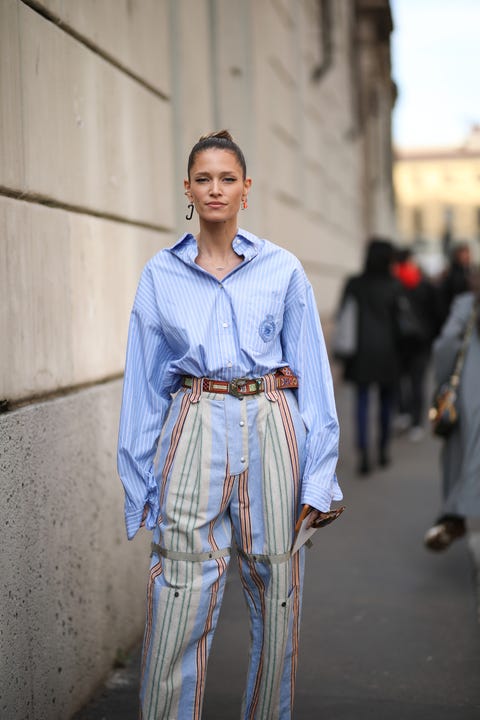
[395,247,412,263]
[364,237,394,275]
[187,130,247,179]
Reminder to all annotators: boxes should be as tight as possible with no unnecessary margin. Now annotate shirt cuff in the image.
[301,473,343,513]
[125,505,145,540]
[124,470,159,540]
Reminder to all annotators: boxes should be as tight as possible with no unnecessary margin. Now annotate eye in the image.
[223,177,237,183]
[195,177,209,183]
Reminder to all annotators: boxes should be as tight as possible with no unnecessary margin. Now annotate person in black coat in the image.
[439,242,472,325]
[337,238,400,474]
[393,248,442,439]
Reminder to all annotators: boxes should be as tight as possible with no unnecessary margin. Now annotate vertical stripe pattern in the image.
[139,387,306,719]
[118,229,341,541]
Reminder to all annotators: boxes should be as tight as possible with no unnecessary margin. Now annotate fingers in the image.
[308,507,345,529]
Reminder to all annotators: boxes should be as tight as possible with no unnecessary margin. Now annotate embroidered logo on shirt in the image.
[259,314,276,342]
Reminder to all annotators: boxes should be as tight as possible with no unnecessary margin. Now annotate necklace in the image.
[196,251,243,275]
[198,256,232,270]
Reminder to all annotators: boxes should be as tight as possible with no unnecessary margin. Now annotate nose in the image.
[210,179,221,195]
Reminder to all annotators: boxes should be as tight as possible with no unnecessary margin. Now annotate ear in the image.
[184,178,192,200]
[242,177,252,202]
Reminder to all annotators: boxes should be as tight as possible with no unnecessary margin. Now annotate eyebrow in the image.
[193,170,239,176]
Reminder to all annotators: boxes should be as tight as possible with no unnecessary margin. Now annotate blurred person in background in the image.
[439,242,472,324]
[336,238,400,475]
[392,248,441,441]
[424,269,480,551]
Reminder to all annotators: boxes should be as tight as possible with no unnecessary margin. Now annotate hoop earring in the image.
[186,203,194,221]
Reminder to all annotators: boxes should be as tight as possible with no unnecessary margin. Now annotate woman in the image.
[117,130,342,719]
[336,238,400,474]
[424,279,480,551]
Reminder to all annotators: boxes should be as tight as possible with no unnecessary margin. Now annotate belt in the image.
[182,367,298,399]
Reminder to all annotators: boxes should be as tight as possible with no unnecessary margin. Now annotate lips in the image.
[206,203,226,208]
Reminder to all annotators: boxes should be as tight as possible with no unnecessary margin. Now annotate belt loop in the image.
[188,377,202,403]
[263,373,279,402]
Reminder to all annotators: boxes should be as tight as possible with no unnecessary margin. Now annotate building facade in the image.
[394,125,480,274]
[0,1,395,717]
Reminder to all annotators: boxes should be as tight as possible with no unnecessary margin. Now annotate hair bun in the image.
[199,129,234,143]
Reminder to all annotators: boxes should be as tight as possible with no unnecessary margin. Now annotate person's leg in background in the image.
[408,350,430,441]
[378,383,394,467]
[394,351,413,433]
[356,383,370,474]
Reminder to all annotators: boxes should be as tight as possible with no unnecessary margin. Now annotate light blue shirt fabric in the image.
[118,228,342,539]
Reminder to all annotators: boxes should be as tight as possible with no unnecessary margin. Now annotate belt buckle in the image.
[228,377,248,398]
[228,377,261,398]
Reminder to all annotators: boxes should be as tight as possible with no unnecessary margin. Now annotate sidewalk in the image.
[73,383,480,719]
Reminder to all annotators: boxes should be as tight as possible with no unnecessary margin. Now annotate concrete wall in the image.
[0,381,145,719]
[0,1,394,717]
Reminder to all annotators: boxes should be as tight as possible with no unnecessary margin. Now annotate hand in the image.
[140,504,149,528]
[305,505,345,529]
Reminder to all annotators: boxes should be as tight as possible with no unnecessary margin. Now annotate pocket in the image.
[243,291,284,354]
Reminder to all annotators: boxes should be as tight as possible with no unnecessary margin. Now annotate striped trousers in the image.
[140,377,307,719]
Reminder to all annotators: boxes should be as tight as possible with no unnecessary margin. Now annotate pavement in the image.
[73,383,480,720]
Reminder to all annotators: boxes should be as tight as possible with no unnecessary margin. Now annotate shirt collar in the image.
[168,228,261,264]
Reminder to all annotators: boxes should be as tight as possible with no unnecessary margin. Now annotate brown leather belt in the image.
[182,368,298,399]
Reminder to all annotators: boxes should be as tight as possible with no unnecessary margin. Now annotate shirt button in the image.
[240,456,246,463]
[222,322,228,328]
[239,420,245,427]
[226,361,233,368]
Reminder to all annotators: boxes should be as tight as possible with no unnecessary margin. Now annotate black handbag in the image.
[429,303,478,438]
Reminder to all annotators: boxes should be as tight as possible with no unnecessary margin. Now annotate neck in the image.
[196,218,238,256]
[194,218,243,276]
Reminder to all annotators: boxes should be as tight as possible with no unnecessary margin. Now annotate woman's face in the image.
[184,148,251,224]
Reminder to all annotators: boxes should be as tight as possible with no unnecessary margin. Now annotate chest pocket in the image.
[243,290,285,355]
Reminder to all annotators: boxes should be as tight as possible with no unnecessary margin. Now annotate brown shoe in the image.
[424,518,466,552]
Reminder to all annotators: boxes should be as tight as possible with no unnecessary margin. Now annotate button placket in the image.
[224,394,249,475]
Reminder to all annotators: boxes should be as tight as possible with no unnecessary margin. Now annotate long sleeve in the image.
[433,293,474,386]
[281,266,342,511]
[117,268,176,539]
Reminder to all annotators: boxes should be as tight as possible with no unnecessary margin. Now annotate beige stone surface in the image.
[242,0,367,308]
[0,380,150,720]
[35,0,170,96]
[0,196,171,400]
[168,0,215,230]
[0,0,24,189]
[1,0,174,228]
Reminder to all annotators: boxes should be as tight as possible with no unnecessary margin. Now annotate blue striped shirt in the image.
[118,228,342,539]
